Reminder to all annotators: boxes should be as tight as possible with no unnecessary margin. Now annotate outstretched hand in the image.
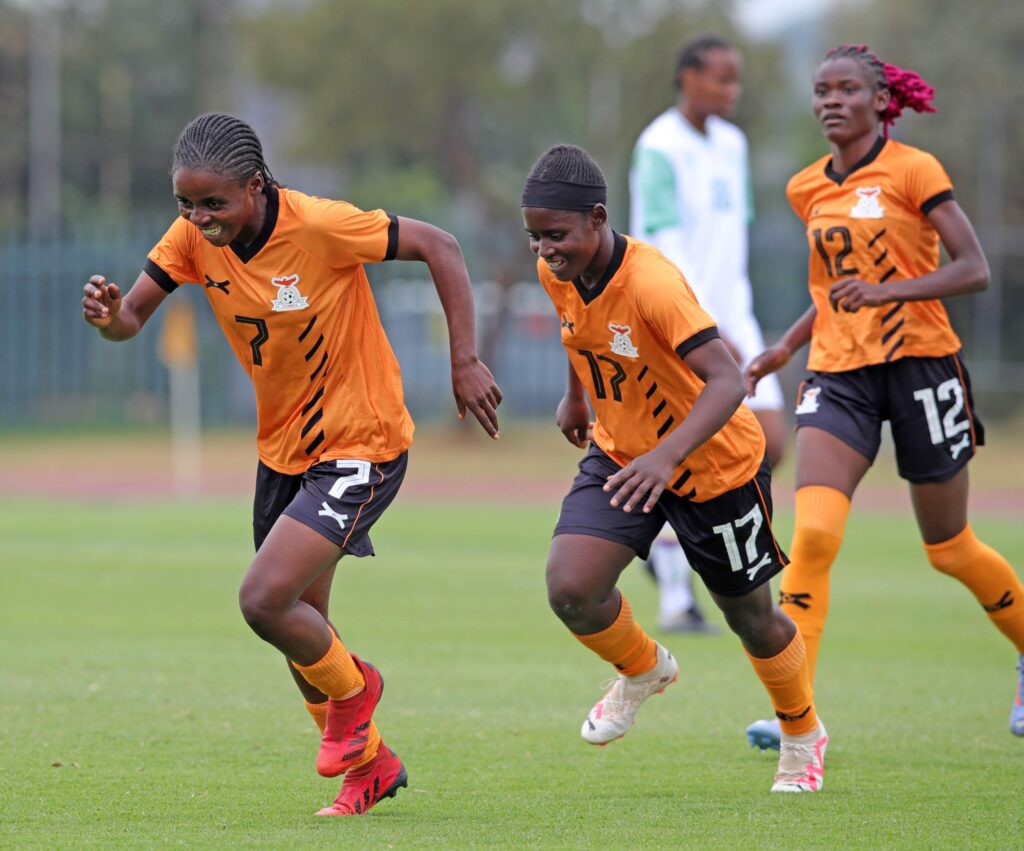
[602,445,677,514]
[829,277,889,313]
[82,275,122,328]
[453,358,502,438]
[743,344,790,396]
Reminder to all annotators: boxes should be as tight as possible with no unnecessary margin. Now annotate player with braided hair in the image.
[524,144,828,793]
[743,47,1024,750]
[81,113,502,815]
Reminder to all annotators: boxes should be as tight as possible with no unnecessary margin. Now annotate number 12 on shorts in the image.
[713,504,771,581]
[913,378,969,445]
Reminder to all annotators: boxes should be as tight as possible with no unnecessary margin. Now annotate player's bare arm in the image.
[605,337,746,514]
[555,357,590,448]
[829,201,988,313]
[394,216,502,438]
[743,303,816,395]
[82,272,169,341]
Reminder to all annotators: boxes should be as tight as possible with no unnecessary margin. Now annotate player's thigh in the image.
[910,466,969,545]
[549,445,663,601]
[887,354,985,485]
[663,456,788,599]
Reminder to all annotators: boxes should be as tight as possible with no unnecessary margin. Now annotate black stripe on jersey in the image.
[868,228,887,248]
[656,415,675,439]
[652,399,667,417]
[884,337,905,362]
[879,267,897,283]
[384,214,400,261]
[681,486,697,500]
[304,334,324,362]
[230,184,279,263]
[824,136,885,185]
[305,430,326,456]
[298,316,317,343]
[675,326,720,359]
[882,301,905,323]
[921,189,954,216]
[572,231,626,305]
[671,469,692,491]
[302,386,325,416]
[143,259,179,293]
[873,249,889,266]
[300,407,324,438]
[644,382,658,399]
[881,317,905,345]
[310,351,328,381]
[637,365,649,382]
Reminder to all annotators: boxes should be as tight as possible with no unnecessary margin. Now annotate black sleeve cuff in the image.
[675,326,720,359]
[144,259,179,293]
[383,214,399,261]
[921,189,954,216]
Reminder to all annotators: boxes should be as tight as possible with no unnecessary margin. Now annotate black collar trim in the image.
[230,183,279,263]
[825,136,886,186]
[573,231,627,305]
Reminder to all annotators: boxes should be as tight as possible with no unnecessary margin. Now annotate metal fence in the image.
[2,223,1022,430]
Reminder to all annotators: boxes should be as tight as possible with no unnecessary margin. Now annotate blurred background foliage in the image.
[1,0,1022,424]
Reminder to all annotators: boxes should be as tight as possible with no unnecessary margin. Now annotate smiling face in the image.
[523,206,607,283]
[172,168,266,248]
[812,56,890,146]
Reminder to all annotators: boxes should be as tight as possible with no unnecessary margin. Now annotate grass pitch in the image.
[1,494,1022,849]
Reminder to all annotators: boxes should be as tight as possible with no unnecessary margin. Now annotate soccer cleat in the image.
[316,655,383,778]
[771,722,827,793]
[315,744,408,816]
[746,717,782,751]
[1011,655,1024,737]
[581,643,678,746]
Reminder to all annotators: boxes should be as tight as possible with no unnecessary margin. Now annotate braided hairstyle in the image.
[171,113,276,186]
[526,144,606,188]
[675,34,734,86]
[824,45,936,137]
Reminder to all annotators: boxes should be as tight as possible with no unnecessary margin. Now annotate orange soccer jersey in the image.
[787,137,962,372]
[145,185,414,474]
[537,233,765,501]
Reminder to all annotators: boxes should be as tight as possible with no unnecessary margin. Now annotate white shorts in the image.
[720,310,783,412]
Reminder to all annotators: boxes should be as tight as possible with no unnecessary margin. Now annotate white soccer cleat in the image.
[771,722,828,793]
[581,643,678,745]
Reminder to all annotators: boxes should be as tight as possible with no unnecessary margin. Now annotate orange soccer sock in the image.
[291,632,366,700]
[574,594,658,677]
[778,486,851,684]
[925,524,1024,653]
[746,630,818,737]
[305,699,329,733]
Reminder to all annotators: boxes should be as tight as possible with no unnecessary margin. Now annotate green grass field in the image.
[1,486,1022,849]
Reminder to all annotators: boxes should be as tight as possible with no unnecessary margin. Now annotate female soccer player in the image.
[81,113,502,815]
[743,45,1024,750]
[522,144,827,793]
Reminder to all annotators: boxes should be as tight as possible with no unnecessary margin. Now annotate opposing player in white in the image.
[630,35,785,632]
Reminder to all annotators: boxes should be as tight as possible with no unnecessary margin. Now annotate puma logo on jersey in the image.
[949,432,971,460]
[795,386,822,415]
[561,315,575,334]
[271,274,310,311]
[608,323,639,358]
[204,275,230,294]
[850,186,885,219]
[317,501,348,530]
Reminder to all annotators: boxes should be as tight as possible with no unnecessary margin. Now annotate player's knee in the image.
[546,576,595,622]
[789,526,842,572]
[924,526,977,578]
[238,580,288,639]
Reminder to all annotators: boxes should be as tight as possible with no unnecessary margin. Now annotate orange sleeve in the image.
[300,196,397,269]
[904,150,954,214]
[785,174,810,223]
[145,217,200,291]
[634,267,717,354]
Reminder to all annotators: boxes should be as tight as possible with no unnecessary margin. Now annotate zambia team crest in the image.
[795,386,822,415]
[270,274,309,311]
[850,186,885,219]
[608,323,639,358]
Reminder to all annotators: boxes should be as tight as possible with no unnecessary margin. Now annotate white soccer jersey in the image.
[630,109,781,409]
